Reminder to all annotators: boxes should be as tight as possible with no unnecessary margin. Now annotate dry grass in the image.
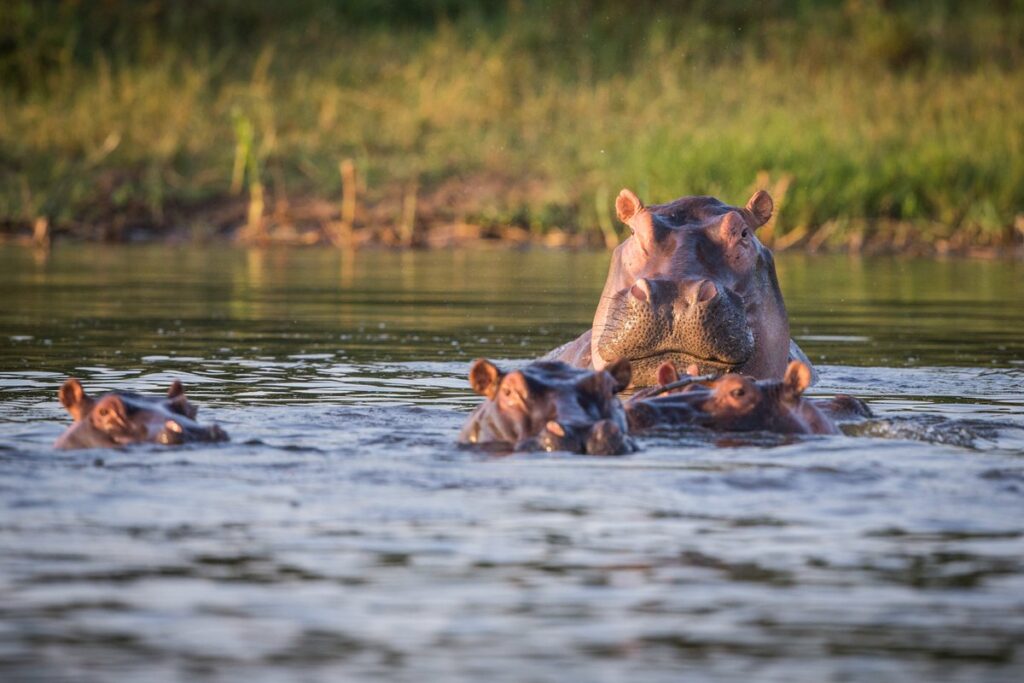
[1,1,1022,250]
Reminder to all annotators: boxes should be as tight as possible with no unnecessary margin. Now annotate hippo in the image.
[547,188,814,387]
[625,361,870,435]
[55,378,229,449]
[458,358,636,455]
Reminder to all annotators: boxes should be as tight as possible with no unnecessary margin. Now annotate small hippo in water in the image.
[548,188,814,387]
[459,359,636,455]
[55,379,229,449]
[626,361,870,435]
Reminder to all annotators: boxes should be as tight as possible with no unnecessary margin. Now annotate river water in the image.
[1,246,1022,682]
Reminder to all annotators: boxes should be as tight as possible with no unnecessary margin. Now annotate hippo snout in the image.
[690,284,753,365]
[690,279,718,306]
[584,419,634,456]
[157,419,229,445]
[537,420,583,453]
[538,420,633,456]
[596,276,754,386]
[157,419,187,445]
[632,277,716,305]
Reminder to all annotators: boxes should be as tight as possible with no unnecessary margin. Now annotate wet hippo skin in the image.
[55,379,229,449]
[459,359,636,456]
[547,188,815,387]
[625,361,869,435]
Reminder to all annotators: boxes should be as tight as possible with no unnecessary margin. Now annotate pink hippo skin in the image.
[625,361,870,435]
[459,359,636,456]
[55,379,229,449]
[547,188,814,387]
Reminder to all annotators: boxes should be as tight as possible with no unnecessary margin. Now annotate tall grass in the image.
[1,0,1022,248]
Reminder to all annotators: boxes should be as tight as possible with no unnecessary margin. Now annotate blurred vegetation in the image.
[1,0,1022,250]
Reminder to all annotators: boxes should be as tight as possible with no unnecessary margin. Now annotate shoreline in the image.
[4,225,1019,260]
[3,191,1021,259]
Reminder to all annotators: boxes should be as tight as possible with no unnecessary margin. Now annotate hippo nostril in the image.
[630,279,652,304]
[585,419,628,456]
[539,420,582,453]
[545,420,566,438]
[692,279,718,305]
[158,420,185,445]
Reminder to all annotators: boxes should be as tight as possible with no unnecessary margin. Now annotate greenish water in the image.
[2,248,1021,381]
[1,245,1023,682]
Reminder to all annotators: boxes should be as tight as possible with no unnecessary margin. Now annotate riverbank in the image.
[2,1,1022,253]
[3,179,1021,258]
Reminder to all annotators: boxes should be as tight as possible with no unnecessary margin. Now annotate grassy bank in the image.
[1,1,1023,252]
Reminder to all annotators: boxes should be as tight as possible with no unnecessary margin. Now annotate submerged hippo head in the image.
[459,359,636,455]
[591,188,791,386]
[55,379,229,449]
[627,361,838,435]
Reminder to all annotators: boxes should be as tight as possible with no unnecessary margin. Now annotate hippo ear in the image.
[656,361,679,387]
[59,378,94,421]
[783,361,812,397]
[165,380,198,419]
[169,398,198,419]
[469,359,502,399]
[745,190,773,228]
[605,358,632,393]
[615,188,644,224]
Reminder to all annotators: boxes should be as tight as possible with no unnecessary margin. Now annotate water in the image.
[1,245,1023,682]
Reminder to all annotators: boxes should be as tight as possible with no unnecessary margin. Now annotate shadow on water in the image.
[0,245,1023,682]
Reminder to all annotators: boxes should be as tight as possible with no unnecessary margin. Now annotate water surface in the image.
[1,246,1022,682]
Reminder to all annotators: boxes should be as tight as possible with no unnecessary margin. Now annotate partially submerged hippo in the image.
[548,188,813,387]
[55,379,229,449]
[625,361,870,435]
[458,359,636,455]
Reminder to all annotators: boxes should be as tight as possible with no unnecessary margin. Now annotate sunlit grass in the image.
[1,2,1022,248]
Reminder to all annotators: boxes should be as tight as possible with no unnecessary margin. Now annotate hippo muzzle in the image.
[596,277,754,386]
[536,418,636,456]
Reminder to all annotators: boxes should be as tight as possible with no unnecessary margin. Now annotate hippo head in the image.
[458,359,636,455]
[592,188,790,386]
[55,379,229,449]
[689,361,817,433]
[627,360,835,435]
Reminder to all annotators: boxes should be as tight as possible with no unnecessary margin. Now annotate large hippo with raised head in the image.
[547,188,813,387]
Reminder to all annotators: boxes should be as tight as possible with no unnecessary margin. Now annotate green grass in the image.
[1,1,1023,249]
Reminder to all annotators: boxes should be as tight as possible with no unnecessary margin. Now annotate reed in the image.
[231,111,266,243]
[335,159,358,249]
[399,180,419,248]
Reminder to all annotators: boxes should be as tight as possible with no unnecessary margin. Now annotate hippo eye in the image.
[730,388,746,399]
[741,229,749,239]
